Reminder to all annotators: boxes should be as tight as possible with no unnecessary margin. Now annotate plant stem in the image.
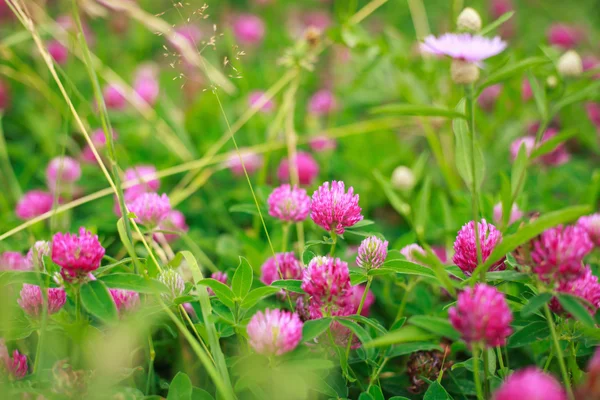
[344,276,373,360]
[465,84,484,281]
[496,346,507,377]
[544,304,574,399]
[281,223,290,253]
[472,344,484,400]
[393,280,414,326]
[145,335,155,394]
[482,347,491,399]
[330,232,337,256]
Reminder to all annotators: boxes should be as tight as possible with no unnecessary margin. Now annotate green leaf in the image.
[231,257,253,299]
[346,219,375,229]
[368,386,385,400]
[389,397,411,400]
[453,99,485,190]
[241,286,281,309]
[197,279,235,309]
[370,103,467,119]
[530,130,577,160]
[270,279,304,293]
[557,294,596,328]
[116,218,141,271]
[80,280,118,323]
[335,319,374,357]
[480,11,515,36]
[373,169,411,218]
[378,259,436,278]
[364,326,434,348]
[302,318,332,342]
[480,57,549,90]
[387,342,442,359]
[358,393,375,400]
[414,176,431,239]
[511,140,528,199]
[0,271,54,287]
[167,372,193,400]
[508,321,549,348]
[99,273,169,294]
[520,293,553,317]
[485,271,530,283]
[473,205,591,277]
[527,71,547,120]
[191,387,214,400]
[228,204,264,216]
[551,80,600,113]
[409,316,460,341]
[424,381,453,400]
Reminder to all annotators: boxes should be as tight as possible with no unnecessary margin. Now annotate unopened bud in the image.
[457,8,482,32]
[451,60,480,84]
[546,75,558,88]
[391,166,416,191]
[557,50,583,77]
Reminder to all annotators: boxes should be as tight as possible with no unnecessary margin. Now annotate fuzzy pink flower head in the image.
[18,284,66,317]
[15,190,54,220]
[401,244,427,265]
[308,90,337,115]
[492,368,567,400]
[349,284,375,316]
[261,252,303,286]
[493,202,523,226]
[309,135,337,152]
[0,252,31,271]
[490,0,513,18]
[248,90,275,113]
[124,165,160,193]
[268,184,311,222]
[277,152,320,186]
[550,266,600,316]
[510,136,535,161]
[227,151,263,177]
[478,84,502,112]
[128,192,171,227]
[207,271,228,296]
[579,214,600,247]
[547,24,583,49]
[47,156,82,187]
[51,227,105,280]
[432,246,448,264]
[232,14,265,45]
[310,181,363,235]
[156,210,189,242]
[586,102,600,129]
[531,225,593,282]
[134,65,160,106]
[247,309,303,356]
[48,40,68,65]
[583,57,600,80]
[173,24,202,47]
[421,34,507,62]
[57,15,94,45]
[449,284,512,347]
[0,79,9,111]
[540,129,570,166]
[27,241,52,270]
[453,219,505,275]
[302,11,332,32]
[302,256,351,305]
[5,349,27,380]
[356,236,388,270]
[103,83,127,110]
[110,289,140,314]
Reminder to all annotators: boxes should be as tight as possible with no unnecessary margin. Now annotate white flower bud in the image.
[451,60,480,84]
[457,8,482,32]
[391,166,416,191]
[546,75,558,88]
[557,50,583,77]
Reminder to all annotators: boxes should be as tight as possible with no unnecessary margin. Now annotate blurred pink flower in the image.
[400,244,427,265]
[47,40,68,65]
[310,181,362,234]
[547,24,583,49]
[110,289,140,314]
[586,102,600,129]
[247,309,303,356]
[15,190,54,220]
[267,184,311,222]
[550,266,600,316]
[478,84,502,111]
[453,219,505,275]
[349,284,375,316]
[0,252,31,271]
[261,252,303,286]
[277,152,320,185]
[248,90,275,113]
[308,89,337,115]
[128,192,171,227]
[227,151,263,177]
[493,368,567,400]
[103,83,127,110]
[232,14,265,45]
[157,210,189,242]
[0,79,9,111]
[4,349,27,380]
[421,34,506,62]
[540,129,570,166]
[207,271,228,296]
[47,156,81,190]
[309,135,337,152]
[449,284,512,347]
[134,65,160,106]
[27,241,51,270]
[578,213,600,247]
[18,284,66,317]
[521,79,533,102]
[531,225,592,282]
[493,202,523,226]
[81,128,118,164]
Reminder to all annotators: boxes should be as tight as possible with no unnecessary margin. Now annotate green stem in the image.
[281,223,290,253]
[465,85,484,282]
[393,281,414,326]
[0,113,22,202]
[472,344,484,400]
[145,335,155,394]
[344,277,373,360]
[367,357,389,391]
[482,347,491,399]
[544,304,574,400]
[329,232,337,256]
[496,346,507,378]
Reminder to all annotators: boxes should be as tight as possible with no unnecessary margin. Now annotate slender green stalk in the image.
[281,223,290,253]
[496,346,507,377]
[544,304,574,399]
[145,335,155,394]
[0,114,21,202]
[344,276,373,360]
[472,344,484,400]
[465,85,484,282]
[482,347,491,398]
[330,232,338,256]
[393,280,415,325]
